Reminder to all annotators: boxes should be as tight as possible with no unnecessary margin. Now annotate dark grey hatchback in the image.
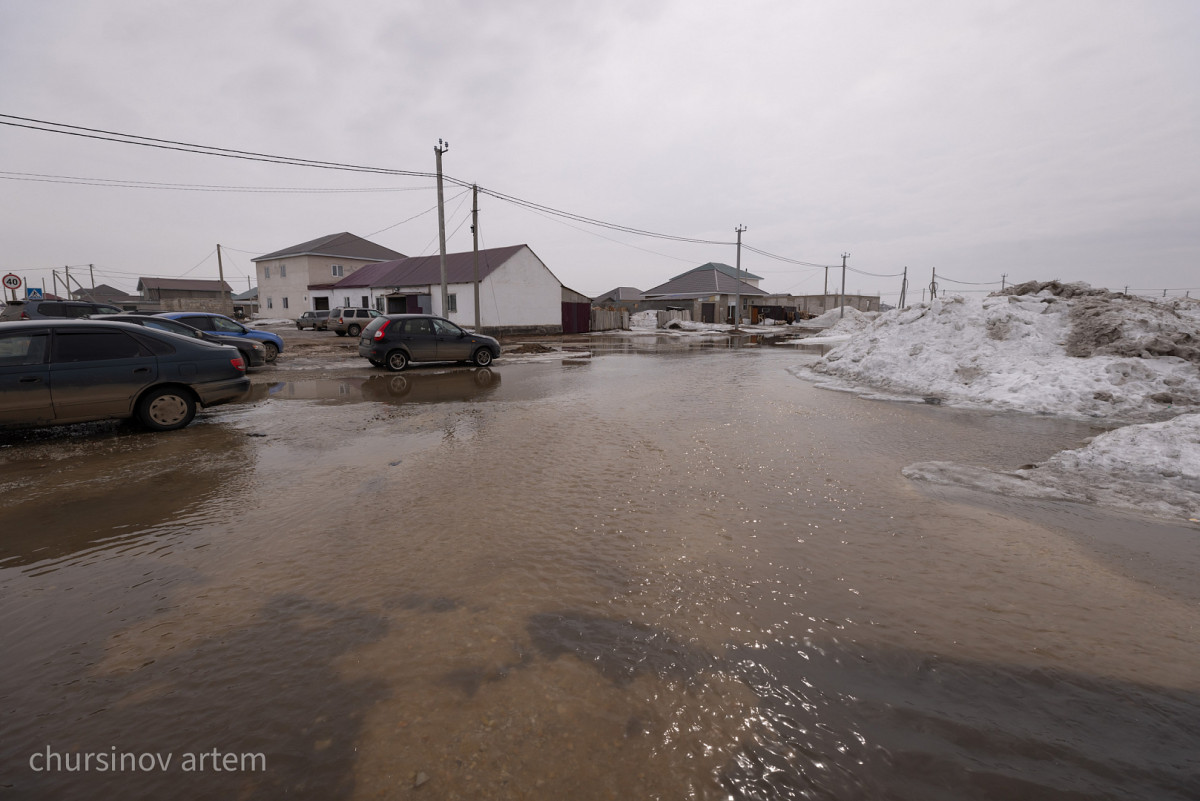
[0,320,250,431]
[359,314,500,372]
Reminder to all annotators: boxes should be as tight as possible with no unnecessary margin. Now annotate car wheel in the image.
[386,350,409,372]
[472,348,494,367]
[296,323,304,330]
[136,387,197,431]
[262,342,279,362]
[347,324,361,337]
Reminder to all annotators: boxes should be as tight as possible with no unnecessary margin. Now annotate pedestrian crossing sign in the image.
[25,288,44,300]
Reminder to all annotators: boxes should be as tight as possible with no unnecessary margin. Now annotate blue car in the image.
[157,312,284,363]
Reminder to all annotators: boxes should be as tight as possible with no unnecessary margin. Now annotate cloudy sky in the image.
[2,0,1197,302]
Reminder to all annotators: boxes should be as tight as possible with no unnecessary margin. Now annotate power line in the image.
[0,170,433,194]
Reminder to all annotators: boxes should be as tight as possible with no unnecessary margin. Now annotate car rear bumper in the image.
[194,376,251,408]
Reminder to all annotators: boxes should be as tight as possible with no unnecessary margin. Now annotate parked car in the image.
[328,307,384,337]
[296,310,330,331]
[0,320,249,431]
[91,314,267,370]
[156,312,285,362]
[0,299,124,321]
[359,314,500,372]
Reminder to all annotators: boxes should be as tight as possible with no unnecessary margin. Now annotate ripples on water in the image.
[2,349,1198,799]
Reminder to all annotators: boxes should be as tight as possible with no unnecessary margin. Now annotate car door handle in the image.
[133,367,151,374]
[19,376,41,383]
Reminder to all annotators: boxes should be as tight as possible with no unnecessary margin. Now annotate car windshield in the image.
[432,319,463,336]
[142,319,201,338]
[211,317,246,334]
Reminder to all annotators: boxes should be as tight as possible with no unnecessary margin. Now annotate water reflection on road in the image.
[2,346,1198,800]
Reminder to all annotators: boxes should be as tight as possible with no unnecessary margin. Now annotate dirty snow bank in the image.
[904,413,1200,521]
[800,282,1200,522]
[807,286,1200,421]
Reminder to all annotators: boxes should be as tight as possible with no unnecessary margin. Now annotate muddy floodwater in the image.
[2,338,1198,800]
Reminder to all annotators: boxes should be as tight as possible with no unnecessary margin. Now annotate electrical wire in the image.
[0,170,433,194]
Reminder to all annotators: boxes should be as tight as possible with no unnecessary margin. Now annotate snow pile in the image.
[809,288,1200,421]
[801,283,1200,522]
[904,414,1200,520]
[630,310,659,330]
[803,306,877,331]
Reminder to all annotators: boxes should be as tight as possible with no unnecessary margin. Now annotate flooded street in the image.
[2,339,1198,800]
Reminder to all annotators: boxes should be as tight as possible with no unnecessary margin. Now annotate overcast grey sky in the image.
[2,0,1197,302]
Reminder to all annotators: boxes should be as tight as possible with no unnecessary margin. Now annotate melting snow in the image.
[798,283,1200,523]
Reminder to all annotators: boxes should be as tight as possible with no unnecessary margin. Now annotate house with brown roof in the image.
[136,277,235,314]
[322,244,571,335]
[252,232,405,317]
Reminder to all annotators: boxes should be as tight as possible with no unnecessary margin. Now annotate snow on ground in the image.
[796,282,1200,523]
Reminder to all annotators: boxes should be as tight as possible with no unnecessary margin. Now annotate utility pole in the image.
[899,266,908,308]
[434,139,450,317]
[1001,272,1007,291]
[89,264,95,291]
[823,265,829,312]
[930,268,938,300]
[472,184,480,332]
[734,224,747,329]
[838,253,849,318]
[217,244,229,313]
[64,265,71,300]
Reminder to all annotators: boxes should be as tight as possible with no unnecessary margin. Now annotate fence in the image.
[591,308,629,331]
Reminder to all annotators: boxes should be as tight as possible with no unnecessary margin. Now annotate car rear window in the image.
[363,317,388,335]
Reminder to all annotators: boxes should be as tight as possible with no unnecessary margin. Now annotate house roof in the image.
[233,287,258,301]
[72,283,135,301]
[672,262,763,282]
[252,232,406,263]
[593,286,644,302]
[138,277,233,293]
[330,244,530,289]
[644,266,766,298]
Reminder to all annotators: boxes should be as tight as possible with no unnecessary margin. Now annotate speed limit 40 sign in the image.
[2,273,22,291]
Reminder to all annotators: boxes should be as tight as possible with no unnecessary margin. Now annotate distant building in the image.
[137,277,235,314]
[252,232,405,317]
[642,263,767,323]
[71,283,137,307]
[322,244,569,335]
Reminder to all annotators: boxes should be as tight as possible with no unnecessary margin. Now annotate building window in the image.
[332,265,344,277]
[280,264,287,278]
[267,297,273,309]
[343,296,350,307]
[361,296,369,308]
[264,266,270,279]
[282,297,289,309]
[446,293,457,313]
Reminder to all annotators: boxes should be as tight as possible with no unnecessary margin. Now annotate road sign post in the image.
[3,273,22,302]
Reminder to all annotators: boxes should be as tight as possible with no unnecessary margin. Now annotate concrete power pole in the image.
[839,253,849,318]
[734,224,747,329]
[435,139,450,317]
[216,244,229,313]
[472,184,480,332]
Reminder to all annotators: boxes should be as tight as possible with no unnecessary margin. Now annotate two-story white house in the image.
[252,232,405,317]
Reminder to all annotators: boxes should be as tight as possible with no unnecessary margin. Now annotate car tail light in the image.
[20,311,29,319]
[232,357,246,372]
[373,320,390,340]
